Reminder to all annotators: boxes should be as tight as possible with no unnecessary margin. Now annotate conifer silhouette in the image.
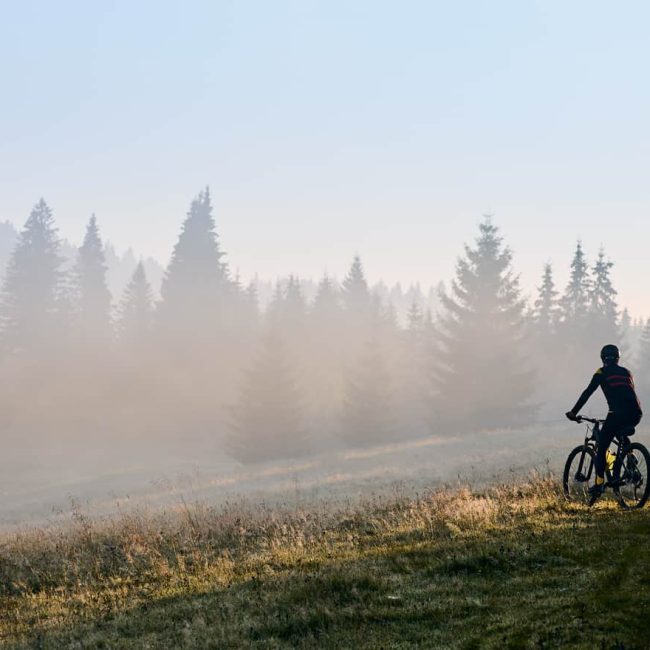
[560,241,591,327]
[342,255,371,317]
[157,188,231,338]
[635,319,650,407]
[74,215,112,342]
[310,275,341,322]
[0,199,65,355]
[532,263,559,342]
[587,248,618,344]
[304,274,345,442]
[117,261,153,346]
[394,300,429,438]
[341,333,395,445]
[228,326,308,463]
[433,217,532,429]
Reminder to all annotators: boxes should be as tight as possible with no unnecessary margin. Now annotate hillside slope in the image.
[1,477,649,649]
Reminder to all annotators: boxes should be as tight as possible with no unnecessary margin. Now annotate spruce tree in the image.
[310,274,341,323]
[532,263,559,341]
[432,217,532,429]
[243,281,260,327]
[304,274,345,442]
[283,275,307,331]
[341,255,371,316]
[117,261,153,346]
[619,307,633,360]
[406,300,423,331]
[530,262,564,417]
[228,326,308,463]
[265,281,285,324]
[394,300,429,438]
[636,318,650,406]
[266,275,307,337]
[341,334,395,446]
[587,248,618,344]
[157,188,230,338]
[560,241,591,327]
[557,241,593,371]
[75,215,112,342]
[0,199,65,355]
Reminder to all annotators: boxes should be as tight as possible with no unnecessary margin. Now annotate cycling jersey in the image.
[571,364,642,417]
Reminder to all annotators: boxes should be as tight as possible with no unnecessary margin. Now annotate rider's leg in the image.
[595,414,619,484]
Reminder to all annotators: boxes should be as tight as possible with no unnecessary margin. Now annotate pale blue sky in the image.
[1,1,649,314]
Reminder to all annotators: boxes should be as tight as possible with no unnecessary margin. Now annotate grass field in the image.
[0,423,574,529]
[1,474,649,649]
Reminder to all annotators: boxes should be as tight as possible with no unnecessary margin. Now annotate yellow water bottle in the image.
[606,449,616,472]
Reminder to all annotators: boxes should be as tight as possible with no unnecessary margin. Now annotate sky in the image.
[1,1,649,316]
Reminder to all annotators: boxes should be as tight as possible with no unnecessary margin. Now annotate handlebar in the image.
[575,416,604,425]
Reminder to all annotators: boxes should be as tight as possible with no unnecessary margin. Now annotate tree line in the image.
[0,190,646,463]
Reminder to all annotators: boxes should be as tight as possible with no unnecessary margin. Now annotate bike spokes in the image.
[564,446,596,504]
[616,448,649,508]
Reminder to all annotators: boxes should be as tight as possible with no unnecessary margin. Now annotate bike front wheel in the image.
[613,442,650,509]
[563,445,596,505]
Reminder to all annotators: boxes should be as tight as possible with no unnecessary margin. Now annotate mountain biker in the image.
[566,344,643,502]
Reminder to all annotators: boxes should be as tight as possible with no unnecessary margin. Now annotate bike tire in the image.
[613,442,650,510]
[563,445,597,505]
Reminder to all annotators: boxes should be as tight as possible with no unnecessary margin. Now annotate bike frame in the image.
[575,416,632,488]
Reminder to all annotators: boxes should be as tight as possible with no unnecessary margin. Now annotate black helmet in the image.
[600,344,620,365]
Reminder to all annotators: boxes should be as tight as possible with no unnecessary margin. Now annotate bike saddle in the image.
[619,425,636,437]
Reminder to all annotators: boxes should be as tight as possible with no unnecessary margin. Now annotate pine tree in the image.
[341,255,371,316]
[560,241,591,327]
[310,274,341,322]
[228,326,308,463]
[265,281,285,323]
[341,334,395,446]
[619,307,633,360]
[587,248,618,344]
[157,188,230,338]
[432,217,532,429]
[557,241,593,372]
[0,199,65,355]
[117,261,153,346]
[532,263,559,341]
[529,262,564,417]
[283,275,307,331]
[243,281,260,327]
[394,300,429,438]
[407,300,423,332]
[303,274,345,443]
[266,275,307,336]
[74,215,112,342]
[636,318,650,407]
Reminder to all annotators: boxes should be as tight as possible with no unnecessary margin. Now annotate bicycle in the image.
[563,416,650,509]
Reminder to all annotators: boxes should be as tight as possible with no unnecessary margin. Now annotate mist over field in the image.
[0,191,647,530]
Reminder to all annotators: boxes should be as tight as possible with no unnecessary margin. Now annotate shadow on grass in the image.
[8,504,650,649]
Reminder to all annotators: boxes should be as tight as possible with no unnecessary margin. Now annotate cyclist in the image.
[566,344,643,502]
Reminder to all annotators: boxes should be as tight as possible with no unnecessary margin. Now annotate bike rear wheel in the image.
[613,442,650,509]
[563,445,597,505]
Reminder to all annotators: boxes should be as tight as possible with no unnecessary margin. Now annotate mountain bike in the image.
[563,416,650,509]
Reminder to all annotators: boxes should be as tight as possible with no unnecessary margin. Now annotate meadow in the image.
[1,467,649,648]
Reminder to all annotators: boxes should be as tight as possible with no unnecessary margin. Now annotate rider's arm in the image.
[570,371,602,415]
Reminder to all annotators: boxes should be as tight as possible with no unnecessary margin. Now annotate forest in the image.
[1,189,648,464]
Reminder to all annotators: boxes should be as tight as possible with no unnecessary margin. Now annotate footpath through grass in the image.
[1,476,649,649]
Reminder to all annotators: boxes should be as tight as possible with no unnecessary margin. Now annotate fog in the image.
[0,190,647,529]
